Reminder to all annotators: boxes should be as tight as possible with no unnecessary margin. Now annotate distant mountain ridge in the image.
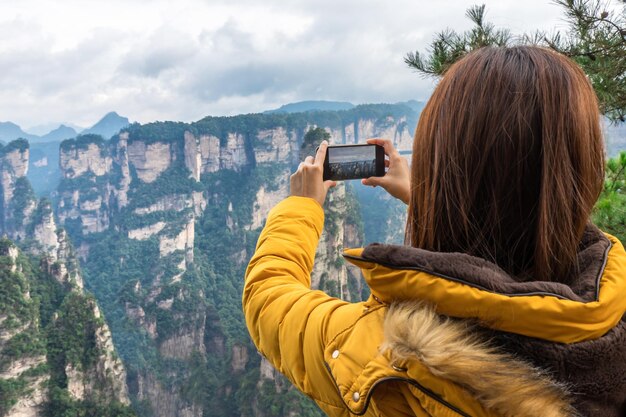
[3,101,426,143]
[40,124,78,142]
[0,121,38,142]
[264,100,356,114]
[263,100,429,115]
[0,111,130,144]
[81,111,130,138]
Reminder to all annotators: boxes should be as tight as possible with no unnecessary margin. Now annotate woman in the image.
[243,46,626,417]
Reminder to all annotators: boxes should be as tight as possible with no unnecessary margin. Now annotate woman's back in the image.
[243,46,626,416]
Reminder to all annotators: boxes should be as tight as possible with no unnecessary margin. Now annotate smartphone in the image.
[322,144,385,181]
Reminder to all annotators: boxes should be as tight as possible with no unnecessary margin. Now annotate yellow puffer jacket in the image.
[243,197,626,417]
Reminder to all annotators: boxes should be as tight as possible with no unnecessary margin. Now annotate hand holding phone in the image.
[322,144,385,181]
[361,138,410,205]
[290,141,337,207]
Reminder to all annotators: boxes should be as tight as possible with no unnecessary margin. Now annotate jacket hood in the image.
[382,301,578,417]
[341,224,626,416]
[343,224,626,343]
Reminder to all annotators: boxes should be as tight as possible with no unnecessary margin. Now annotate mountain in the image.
[81,111,130,139]
[11,113,130,196]
[264,100,355,114]
[1,103,420,417]
[40,124,78,142]
[0,112,128,145]
[26,122,84,136]
[0,121,37,142]
[401,99,426,113]
[0,141,134,416]
[53,104,415,417]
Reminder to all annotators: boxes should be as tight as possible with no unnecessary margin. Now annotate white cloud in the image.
[0,0,585,129]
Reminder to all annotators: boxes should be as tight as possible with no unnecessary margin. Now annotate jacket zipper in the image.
[323,362,472,417]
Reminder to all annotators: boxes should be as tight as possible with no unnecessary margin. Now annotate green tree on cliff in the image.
[301,127,331,161]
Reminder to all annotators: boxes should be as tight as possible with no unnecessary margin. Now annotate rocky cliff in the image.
[45,104,417,417]
[0,140,35,239]
[0,237,132,417]
[0,141,133,417]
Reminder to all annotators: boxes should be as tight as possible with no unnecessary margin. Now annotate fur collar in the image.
[383,301,578,417]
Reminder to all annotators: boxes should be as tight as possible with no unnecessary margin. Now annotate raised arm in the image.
[242,142,349,404]
[243,196,352,404]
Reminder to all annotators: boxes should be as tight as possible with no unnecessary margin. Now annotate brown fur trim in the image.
[361,224,610,302]
[381,301,579,417]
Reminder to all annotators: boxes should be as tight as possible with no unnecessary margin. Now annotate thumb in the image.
[324,180,337,191]
[361,176,384,188]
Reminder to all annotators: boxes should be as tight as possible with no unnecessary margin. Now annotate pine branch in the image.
[405,1,626,122]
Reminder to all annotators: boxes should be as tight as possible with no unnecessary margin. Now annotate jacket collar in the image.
[343,225,626,343]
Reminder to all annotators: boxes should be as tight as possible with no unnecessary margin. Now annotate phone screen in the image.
[327,145,378,180]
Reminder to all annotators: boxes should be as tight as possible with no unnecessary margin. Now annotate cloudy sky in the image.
[0,0,601,131]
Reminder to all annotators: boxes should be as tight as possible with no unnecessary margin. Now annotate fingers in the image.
[361,176,383,188]
[366,138,399,158]
[304,156,314,165]
[290,168,302,194]
[323,180,337,191]
[314,140,328,167]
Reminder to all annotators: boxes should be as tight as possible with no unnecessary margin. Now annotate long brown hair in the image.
[406,46,604,283]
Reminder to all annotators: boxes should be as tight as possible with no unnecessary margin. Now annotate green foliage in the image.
[61,217,83,238]
[1,327,46,365]
[193,104,418,145]
[43,290,137,416]
[118,210,185,232]
[593,151,626,241]
[127,166,202,209]
[46,292,103,371]
[541,0,626,122]
[58,173,108,195]
[79,232,161,367]
[0,138,29,156]
[60,134,106,152]
[301,127,330,159]
[46,386,136,417]
[0,363,49,415]
[123,122,189,145]
[27,260,67,329]
[0,377,29,415]
[255,379,325,417]
[405,1,626,122]
[0,249,36,331]
[303,127,331,145]
[10,177,35,228]
[405,4,511,75]
[0,241,135,417]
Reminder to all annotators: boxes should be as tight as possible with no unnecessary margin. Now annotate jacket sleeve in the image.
[242,196,353,403]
